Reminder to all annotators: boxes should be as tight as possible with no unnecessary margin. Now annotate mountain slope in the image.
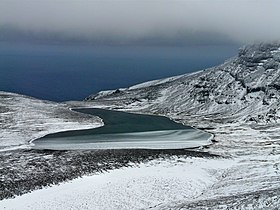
[86,43,280,125]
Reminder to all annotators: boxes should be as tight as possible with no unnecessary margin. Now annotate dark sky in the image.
[1,0,279,46]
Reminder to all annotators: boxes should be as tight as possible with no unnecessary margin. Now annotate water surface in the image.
[33,108,212,150]
[0,42,239,101]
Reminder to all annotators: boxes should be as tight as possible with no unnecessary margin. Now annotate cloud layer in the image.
[0,0,279,45]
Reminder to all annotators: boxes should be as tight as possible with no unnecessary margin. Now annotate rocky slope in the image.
[86,43,280,126]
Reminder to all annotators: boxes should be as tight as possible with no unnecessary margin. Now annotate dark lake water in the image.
[0,42,239,101]
[33,108,212,150]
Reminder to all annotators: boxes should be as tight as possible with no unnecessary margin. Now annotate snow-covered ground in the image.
[158,124,280,209]
[0,91,103,151]
[0,156,236,210]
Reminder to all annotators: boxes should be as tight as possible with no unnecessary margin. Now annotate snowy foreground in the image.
[0,157,235,210]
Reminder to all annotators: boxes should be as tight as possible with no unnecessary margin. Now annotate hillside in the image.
[86,43,280,125]
[0,91,102,150]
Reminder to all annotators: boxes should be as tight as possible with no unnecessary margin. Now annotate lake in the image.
[0,42,239,101]
[33,108,212,150]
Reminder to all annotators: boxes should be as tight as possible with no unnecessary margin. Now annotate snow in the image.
[0,157,236,210]
[0,91,103,150]
[154,124,280,209]
[129,75,182,90]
